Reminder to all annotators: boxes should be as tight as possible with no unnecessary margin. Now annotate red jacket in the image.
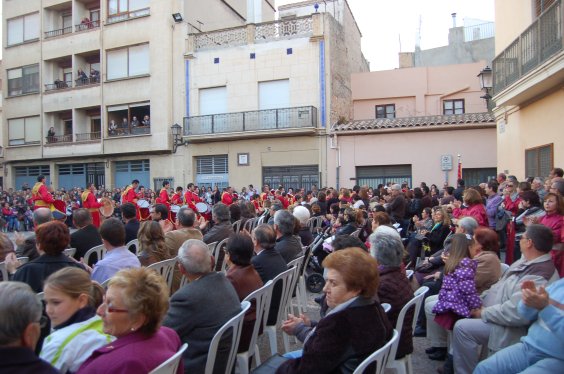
[221,192,233,205]
[453,203,488,227]
[122,186,137,204]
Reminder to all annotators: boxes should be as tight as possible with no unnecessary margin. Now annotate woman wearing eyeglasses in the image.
[77,267,182,373]
[40,268,112,373]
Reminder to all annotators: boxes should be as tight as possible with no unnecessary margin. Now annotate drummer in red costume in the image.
[121,179,140,219]
[156,181,171,209]
[136,185,150,220]
[170,186,183,222]
[184,183,197,211]
[221,186,234,205]
[81,183,102,227]
[32,175,55,210]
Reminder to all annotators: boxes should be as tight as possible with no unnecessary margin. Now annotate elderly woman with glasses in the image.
[77,267,182,373]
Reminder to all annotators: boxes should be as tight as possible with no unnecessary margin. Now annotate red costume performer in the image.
[136,190,150,221]
[82,187,102,228]
[122,182,140,219]
[221,190,233,205]
[32,179,55,210]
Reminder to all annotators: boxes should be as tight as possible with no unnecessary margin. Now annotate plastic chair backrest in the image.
[64,248,76,258]
[213,238,229,272]
[242,280,273,356]
[147,258,177,295]
[232,220,242,233]
[350,229,362,238]
[243,218,257,233]
[84,244,106,265]
[126,239,140,255]
[405,269,414,279]
[265,267,296,328]
[287,255,305,290]
[0,262,7,281]
[18,257,30,265]
[307,217,318,233]
[381,303,391,313]
[204,301,251,374]
[149,343,188,374]
[353,329,399,374]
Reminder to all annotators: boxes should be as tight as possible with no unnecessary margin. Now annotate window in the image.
[7,13,39,46]
[526,144,553,178]
[356,165,412,188]
[7,64,40,96]
[535,0,556,16]
[107,102,150,136]
[107,0,150,23]
[375,104,395,119]
[443,99,465,115]
[107,44,149,80]
[8,116,41,146]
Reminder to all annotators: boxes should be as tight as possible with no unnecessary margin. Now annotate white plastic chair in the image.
[236,280,274,374]
[353,329,400,374]
[149,343,188,374]
[147,258,177,296]
[307,217,318,233]
[405,269,414,279]
[232,219,242,233]
[83,244,106,265]
[263,267,296,356]
[1,257,29,281]
[204,301,251,374]
[243,218,257,233]
[36,291,44,302]
[212,238,229,272]
[64,248,76,258]
[286,254,307,315]
[386,286,429,374]
[295,246,313,313]
[350,228,362,238]
[381,303,392,313]
[126,239,140,255]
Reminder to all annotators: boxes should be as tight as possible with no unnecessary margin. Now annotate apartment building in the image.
[2,0,274,190]
[492,0,564,178]
[179,0,368,191]
[332,62,496,188]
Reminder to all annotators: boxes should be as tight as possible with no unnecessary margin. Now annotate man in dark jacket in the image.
[163,239,240,374]
[251,224,287,325]
[70,208,102,260]
[386,184,406,221]
[121,203,140,246]
[453,179,466,201]
[203,203,234,244]
[273,210,303,263]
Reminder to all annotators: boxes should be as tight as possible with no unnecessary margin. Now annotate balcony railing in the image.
[193,15,313,50]
[493,0,562,94]
[108,125,151,137]
[75,19,100,32]
[45,81,72,91]
[75,76,100,87]
[76,132,101,142]
[44,26,73,39]
[46,134,73,144]
[107,8,150,24]
[184,106,318,136]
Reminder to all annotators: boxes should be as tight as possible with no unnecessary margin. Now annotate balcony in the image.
[493,0,564,106]
[76,132,101,142]
[107,8,150,24]
[183,106,318,142]
[75,19,100,32]
[44,26,73,39]
[75,76,100,87]
[190,16,314,51]
[46,134,73,145]
[45,80,72,92]
[108,125,151,137]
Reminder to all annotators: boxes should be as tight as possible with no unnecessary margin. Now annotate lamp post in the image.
[477,66,493,111]
[171,123,188,153]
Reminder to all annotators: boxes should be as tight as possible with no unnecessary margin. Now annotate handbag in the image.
[251,354,290,373]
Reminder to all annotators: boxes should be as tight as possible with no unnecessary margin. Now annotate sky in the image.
[276,0,495,71]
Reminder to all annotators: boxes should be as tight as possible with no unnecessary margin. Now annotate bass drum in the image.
[195,202,210,213]
[170,204,181,213]
[99,197,115,218]
[137,199,150,208]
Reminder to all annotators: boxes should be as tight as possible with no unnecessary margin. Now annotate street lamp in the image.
[477,66,493,109]
[171,123,188,153]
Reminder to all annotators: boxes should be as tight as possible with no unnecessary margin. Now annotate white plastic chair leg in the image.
[299,276,308,312]
[283,332,291,353]
[388,357,407,374]
[235,353,249,374]
[254,344,261,366]
[265,326,278,355]
[406,354,413,374]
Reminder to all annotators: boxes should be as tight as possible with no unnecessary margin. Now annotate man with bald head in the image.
[163,239,240,374]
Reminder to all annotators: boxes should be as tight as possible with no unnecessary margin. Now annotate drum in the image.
[52,200,67,215]
[170,204,181,213]
[99,197,114,218]
[195,202,209,213]
[137,199,150,208]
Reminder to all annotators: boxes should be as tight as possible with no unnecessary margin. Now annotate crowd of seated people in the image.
[0,168,563,373]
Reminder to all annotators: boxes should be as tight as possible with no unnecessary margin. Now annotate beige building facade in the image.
[331,61,497,188]
[2,0,274,191]
[492,0,564,178]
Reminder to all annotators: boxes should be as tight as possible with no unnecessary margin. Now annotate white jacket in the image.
[40,315,114,373]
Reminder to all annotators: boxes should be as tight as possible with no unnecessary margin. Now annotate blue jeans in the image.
[283,350,303,359]
[474,342,564,374]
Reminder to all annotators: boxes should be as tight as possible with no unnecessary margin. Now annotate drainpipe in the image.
[330,132,340,189]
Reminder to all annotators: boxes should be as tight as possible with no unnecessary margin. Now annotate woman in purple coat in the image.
[78,268,182,374]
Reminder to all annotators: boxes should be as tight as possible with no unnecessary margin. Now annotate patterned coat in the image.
[432,257,481,318]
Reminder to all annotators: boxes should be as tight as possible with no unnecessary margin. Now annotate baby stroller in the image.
[304,226,332,293]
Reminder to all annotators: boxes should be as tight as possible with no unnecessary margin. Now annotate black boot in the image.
[428,347,447,361]
[437,354,454,374]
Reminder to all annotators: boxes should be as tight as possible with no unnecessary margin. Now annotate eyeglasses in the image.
[100,297,128,314]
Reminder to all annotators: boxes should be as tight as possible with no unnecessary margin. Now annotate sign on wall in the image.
[441,155,453,171]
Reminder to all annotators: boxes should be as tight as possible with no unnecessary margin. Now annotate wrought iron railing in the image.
[75,19,100,32]
[108,125,151,137]
[463,22,495,42]
[493,0,562,93]
[44,26,73,39]
[45,81,72,91]
[107,8,150,24]
[184,106,317,136]
[76,132,101,141]
[75,76,100,87]
[193,15,313,50]
[46,134,73,144]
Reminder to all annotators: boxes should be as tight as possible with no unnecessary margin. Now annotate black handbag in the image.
[251,354,290,373]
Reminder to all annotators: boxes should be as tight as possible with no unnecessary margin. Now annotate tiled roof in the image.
[332,112,496,133]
